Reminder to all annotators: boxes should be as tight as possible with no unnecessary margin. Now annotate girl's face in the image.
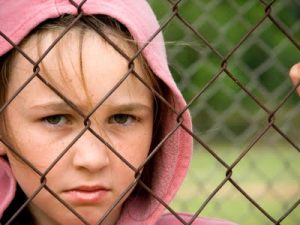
[0,29,153,225]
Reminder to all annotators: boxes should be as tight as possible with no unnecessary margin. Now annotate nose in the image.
[72,130,110,172]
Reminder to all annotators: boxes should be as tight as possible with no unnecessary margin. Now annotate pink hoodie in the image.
[0,1,236,224]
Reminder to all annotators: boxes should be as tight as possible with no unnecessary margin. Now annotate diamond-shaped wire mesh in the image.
[0,0,299,225]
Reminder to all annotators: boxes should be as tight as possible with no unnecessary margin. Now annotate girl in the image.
[4,0,297,224]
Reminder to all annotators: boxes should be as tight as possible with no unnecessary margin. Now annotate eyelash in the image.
[108,113,137,125]
[41,113,138,127]
[42,114,69,126]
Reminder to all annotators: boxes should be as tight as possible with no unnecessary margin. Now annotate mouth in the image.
[62,186,110,204]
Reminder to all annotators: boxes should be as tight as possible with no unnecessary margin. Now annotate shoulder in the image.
[155,212,238,225]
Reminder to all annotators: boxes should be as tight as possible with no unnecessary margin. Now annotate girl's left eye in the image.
[42,115,68,126]
[108,114,136,125]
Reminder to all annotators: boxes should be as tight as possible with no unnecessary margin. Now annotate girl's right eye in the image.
[42,115,68,126]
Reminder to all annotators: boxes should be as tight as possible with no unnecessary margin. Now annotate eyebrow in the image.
[30,101,76,112]
[104,102,152,113]
[29,100,152,113]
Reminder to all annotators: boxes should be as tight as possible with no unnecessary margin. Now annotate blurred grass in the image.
[170,145,300,225]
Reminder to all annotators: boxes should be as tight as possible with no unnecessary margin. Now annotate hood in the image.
[0,1,192,224]
[0,158,16,218]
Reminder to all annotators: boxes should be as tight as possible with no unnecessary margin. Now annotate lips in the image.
[63,185,110,204]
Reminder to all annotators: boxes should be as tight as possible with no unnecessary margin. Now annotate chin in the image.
[67,208,116,225]
[56,216,100,225]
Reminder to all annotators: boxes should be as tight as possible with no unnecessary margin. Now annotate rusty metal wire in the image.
[0,0,299,225]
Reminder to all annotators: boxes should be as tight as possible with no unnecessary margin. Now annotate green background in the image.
[148,1,300,225]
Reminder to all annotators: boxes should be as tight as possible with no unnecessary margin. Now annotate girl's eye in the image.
[42,115,68,126]
[109,114,136,125]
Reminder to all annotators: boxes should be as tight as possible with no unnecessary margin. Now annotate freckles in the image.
[122,140,150,165]
[9,159,41,190]
[15,144,59,172]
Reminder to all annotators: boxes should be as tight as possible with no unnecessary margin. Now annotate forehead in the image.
[8,28,152,109]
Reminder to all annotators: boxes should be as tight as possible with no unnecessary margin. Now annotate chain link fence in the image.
[148,0,299,225]
[0,0,299,225]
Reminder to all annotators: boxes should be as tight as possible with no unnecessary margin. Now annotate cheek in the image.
[109,135,152,201]
[8,157,80,225]
[7,146,69,206]
[8,139,60,172]
[8,155,41,196]
[109,127,152,184]
[116,130,152,167]
[5,133,71,199]
[6,123,72,171]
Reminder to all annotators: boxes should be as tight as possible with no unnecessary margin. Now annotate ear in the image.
[289,63,300,96]
[0,140,7,156]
